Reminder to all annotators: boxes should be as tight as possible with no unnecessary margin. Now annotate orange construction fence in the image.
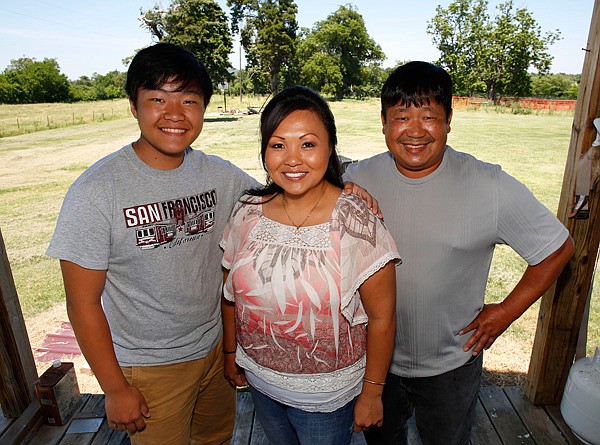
[452,96,576,111]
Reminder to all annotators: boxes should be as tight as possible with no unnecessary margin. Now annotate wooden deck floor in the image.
[0,386,585,445]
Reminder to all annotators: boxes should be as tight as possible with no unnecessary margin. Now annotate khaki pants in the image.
[122,339,236,445]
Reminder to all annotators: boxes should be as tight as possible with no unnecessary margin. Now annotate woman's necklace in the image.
[281,184,327,235]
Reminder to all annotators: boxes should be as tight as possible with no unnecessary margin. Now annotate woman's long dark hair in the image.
[246,86,343,199]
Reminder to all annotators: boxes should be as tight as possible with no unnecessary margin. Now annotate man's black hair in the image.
[381,61,453,118]
[126,43,213,107]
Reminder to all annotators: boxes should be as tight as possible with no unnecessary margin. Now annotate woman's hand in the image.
[353,389,384,432]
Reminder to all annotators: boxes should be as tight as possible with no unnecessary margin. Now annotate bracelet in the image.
[223,350,236,354]
[363,378,386,386]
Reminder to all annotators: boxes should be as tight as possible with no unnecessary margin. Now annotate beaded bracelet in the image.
[363,378,386,386]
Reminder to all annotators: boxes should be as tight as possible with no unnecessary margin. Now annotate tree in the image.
[228,68,258,99]
[298,51,343,97]
[353,64,392,99]
[140,0,234,85]
[531,73,579,99]
[0,57,70,104]
[70,71,127,102]
[228,0,298,95]
[427,0,560,101]
[93,71,127,100]
[297,5,385,99]
[70,75,97,101]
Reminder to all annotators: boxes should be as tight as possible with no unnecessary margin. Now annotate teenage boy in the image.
[344,61,574,445]
[47,43,257,444]
[48,43,377,444]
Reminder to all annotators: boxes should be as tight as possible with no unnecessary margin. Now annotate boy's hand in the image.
[105,383,150,433]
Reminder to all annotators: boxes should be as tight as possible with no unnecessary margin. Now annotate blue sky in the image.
[0,0,594,80]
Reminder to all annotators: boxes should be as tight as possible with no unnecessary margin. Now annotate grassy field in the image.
[1,98,597,382]
[0,94,270,138]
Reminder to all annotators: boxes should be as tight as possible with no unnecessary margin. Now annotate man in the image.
[344,61,574,445]
[47,43,257,444]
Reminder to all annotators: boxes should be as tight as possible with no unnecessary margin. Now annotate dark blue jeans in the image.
[364,354,482,445]
[249,386,361,445]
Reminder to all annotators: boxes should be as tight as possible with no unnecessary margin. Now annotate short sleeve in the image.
[46,174,113,270]
[337,195,401,325]
[496,171,569,265]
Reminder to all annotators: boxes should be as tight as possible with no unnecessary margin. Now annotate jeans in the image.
[249,386,359,445]
[364,353,482,445]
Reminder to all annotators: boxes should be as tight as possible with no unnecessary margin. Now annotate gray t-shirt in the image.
[47,145,259,366]
[344,146,569,378]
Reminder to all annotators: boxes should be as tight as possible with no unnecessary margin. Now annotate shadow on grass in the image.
[482,368,528,387]
[205,116,242,123]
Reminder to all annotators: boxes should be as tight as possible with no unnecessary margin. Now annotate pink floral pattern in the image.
[221,193,400,377]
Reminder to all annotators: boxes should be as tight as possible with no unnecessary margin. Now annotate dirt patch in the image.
[27,303,102,394]
[481,333,530,387]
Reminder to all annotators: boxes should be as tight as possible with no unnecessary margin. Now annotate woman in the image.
[221,86,400,444]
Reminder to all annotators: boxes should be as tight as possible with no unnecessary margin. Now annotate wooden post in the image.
[526,0,600,405]
[0,227,38,417]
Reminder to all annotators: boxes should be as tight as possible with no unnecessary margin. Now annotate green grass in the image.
[1,99,597,360]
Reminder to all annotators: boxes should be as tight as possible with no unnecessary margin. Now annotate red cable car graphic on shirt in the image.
[134,210,214,249]
[125,191,217,249]
[135,223,176,249]
[185,209,214,235]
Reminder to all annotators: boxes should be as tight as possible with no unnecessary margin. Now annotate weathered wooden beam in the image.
[0,401,43,445]
[526,0,600,405]
[0,228,38,418]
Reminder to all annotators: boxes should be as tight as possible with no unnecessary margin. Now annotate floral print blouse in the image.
[221,192,400,408]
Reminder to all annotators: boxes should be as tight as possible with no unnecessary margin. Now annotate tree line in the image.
[0,0,581,105]
[0,58,128,104]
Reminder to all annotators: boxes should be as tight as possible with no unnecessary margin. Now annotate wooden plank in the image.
[478,386,534,444]
[76,393,128,445]
[0,228,38,418]
[504,386,569,444]
[527,0,600,405]
[233,390,254,445]
[105,432,130,445]
[0,412,13,437]
[89,422,120,445]
[0,401,43,445]
[545,405,586,445]
[27,393,92,445]
[58,394,106,445]
[470,396,502,445]
[6,387,583,445]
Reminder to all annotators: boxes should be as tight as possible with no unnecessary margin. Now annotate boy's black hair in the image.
[126,43,213,107]
[381,61,453,118]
